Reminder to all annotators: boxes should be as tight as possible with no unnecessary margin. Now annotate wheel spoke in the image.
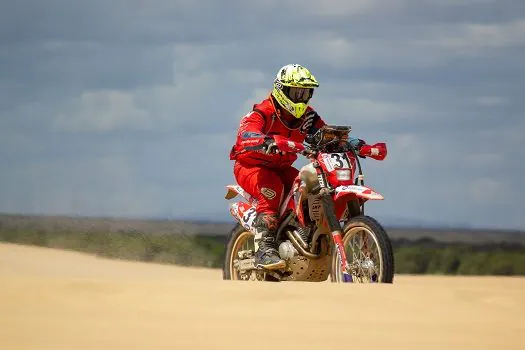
[229,231,258,281]
[342,226,383,283]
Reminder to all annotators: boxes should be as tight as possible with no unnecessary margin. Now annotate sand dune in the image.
[1,243,524,350]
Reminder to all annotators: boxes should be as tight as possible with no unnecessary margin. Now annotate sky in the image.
[0,0,524,230]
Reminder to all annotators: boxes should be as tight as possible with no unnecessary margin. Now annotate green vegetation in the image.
[392,238,525,276]
[1,215,524,275]
[0,223,220,268]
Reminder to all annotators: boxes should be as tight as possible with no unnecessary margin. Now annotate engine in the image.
[278,240,298,260]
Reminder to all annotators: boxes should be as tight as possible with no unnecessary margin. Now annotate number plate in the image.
[240,206,257,229]
[322,153,352,172]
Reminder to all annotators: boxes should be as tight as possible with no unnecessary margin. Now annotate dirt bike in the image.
[223,125,394,283]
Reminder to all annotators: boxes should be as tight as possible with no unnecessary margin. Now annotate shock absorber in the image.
[295,225,312,248]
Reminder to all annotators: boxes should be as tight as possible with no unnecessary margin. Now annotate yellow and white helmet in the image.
[271,64,319,119]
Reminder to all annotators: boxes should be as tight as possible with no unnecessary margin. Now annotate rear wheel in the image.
[331,215,394,283]
[222,223,279,281]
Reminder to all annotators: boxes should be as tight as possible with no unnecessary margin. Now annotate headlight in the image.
[336,169,351,181]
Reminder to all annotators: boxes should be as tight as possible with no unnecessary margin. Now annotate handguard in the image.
[359,142,387,160]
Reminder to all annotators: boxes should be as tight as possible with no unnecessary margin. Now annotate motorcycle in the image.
[222,125,394,283]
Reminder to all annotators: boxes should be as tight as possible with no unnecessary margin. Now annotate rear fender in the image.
[225,185,256,204]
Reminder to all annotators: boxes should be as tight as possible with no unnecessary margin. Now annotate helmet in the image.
[271,64,319,119]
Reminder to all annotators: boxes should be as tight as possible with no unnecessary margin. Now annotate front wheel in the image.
[331,215,394,283]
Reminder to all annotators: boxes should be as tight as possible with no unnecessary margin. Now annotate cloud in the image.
[302,19,525,70]
[53,90,152,132]
[315,98,421,125]
[0,130,237,218]
[469,178,508,202]
[49,64,271,134]
[0,154,164,217]
[298,0,405,17]
[420,19,525,55]
[1,0,524,229]
[472,96,510,107]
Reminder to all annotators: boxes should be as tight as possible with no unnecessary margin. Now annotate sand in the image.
[0,242,524,350]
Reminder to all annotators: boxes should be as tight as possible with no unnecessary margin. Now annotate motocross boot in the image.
[253,213,286,270]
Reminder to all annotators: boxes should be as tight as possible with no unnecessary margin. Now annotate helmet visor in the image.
[286,87,314,103]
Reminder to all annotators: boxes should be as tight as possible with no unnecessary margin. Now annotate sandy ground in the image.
[0,243,524,350]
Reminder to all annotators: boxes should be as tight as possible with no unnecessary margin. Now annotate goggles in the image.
[286,87,314,103]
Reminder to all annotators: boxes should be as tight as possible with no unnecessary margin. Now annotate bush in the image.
[1,217,524,275]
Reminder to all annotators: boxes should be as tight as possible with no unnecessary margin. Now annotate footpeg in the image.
[263,270,284,280]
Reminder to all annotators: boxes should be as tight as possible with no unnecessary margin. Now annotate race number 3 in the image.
[328,153,351,169]
[242,207,257,225]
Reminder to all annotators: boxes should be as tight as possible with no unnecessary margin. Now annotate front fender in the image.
[334,185,384,201]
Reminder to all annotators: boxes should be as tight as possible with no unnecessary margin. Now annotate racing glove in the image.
[243,137,281,154]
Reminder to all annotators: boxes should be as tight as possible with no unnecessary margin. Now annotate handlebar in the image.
[244,139,356,158]
[299,146,317,158]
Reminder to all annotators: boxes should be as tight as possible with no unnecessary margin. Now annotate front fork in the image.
[321,194,353,283]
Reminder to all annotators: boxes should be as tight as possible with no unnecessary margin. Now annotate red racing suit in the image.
[230,96,326,214]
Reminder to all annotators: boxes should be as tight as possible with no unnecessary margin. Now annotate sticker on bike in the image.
[322,153,352,172]
[335,185,384,200]
[239,205,257,230]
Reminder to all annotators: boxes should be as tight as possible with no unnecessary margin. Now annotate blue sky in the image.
[0,0,524,229]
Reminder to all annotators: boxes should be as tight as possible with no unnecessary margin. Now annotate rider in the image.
[229,64,384,270]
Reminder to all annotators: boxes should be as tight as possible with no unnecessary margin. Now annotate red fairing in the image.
[279,177,306,223]
[317,151,357,187]
[230,96,325,168]
[359,142,388,160]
